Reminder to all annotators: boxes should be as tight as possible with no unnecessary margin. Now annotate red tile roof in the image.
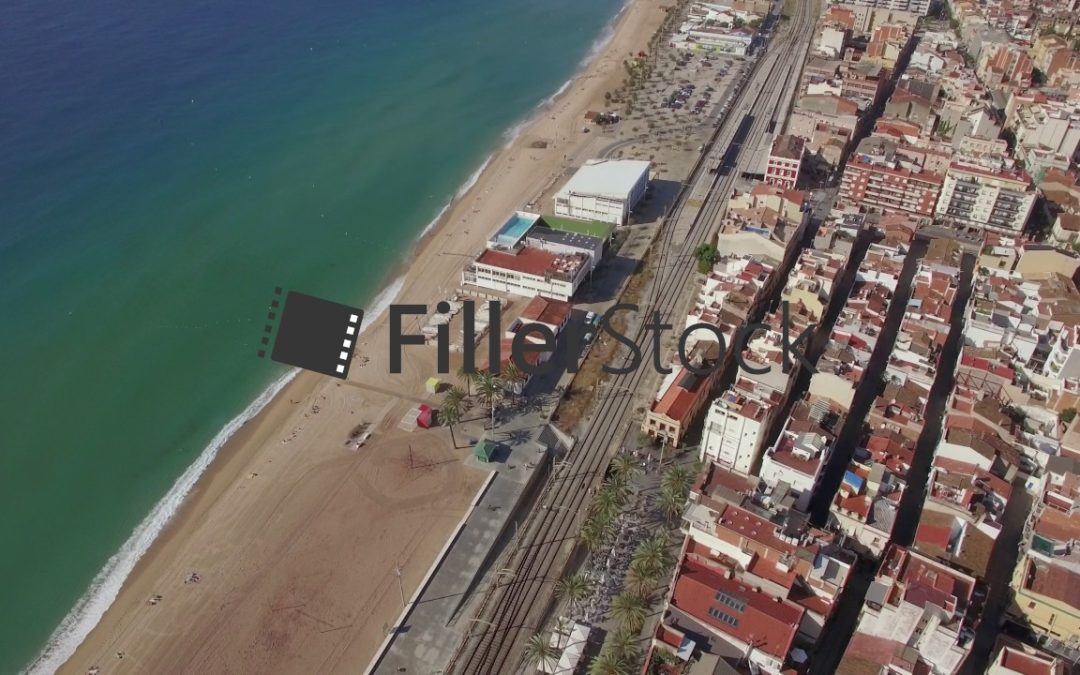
[716,502,797,556]
[476,246,584,278]
[1029,560,1080,609]
[671,558,804,661]
[652,368,709,424]
[1034,507,1080,544]
[518,295,572,328]
[915,522,953,550]
[483,337,545,372]
[997,646,1059,675]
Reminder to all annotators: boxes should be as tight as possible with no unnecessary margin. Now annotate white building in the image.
[462,212,595,301]
[841,0,931,15]
[553,159,650,226]
[759,424,830,510]
[699,386,772,474]
[935,163,1036,234]
[677,26,755,55]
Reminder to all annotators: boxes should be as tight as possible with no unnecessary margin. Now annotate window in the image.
[707,607,740,627]
[713,591,746,612]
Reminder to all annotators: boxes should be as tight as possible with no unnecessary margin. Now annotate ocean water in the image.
[0,0,625,671]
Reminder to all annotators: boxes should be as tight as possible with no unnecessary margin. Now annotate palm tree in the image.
[456,366,477,397]
[607,629,641,664]
[475,370,503,430]
[590,486,624,521]
[438,391,465,449]
[657,484,686,524]
[523,632,558,672]
[610,454,640,483]
[555,572,592,610]
[632,535,671,580]
[588,650,630,675]
[579,517,609,553]
[625,563,660,599]
[500,362,527,402]
[661,465,694,499]
[610,592,648,634]
[603,474,631,504]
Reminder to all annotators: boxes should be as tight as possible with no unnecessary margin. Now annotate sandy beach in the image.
[56,1,670,673]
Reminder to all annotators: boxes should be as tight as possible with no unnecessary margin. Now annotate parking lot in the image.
[599,45,754,188]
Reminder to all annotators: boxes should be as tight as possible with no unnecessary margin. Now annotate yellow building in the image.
[1011,554,1080,642]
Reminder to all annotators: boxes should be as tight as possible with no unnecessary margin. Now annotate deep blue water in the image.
[0,0,624,670]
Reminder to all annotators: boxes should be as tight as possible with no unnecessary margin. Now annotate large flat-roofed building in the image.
[462,211,601,301]
[554,159,650,226]
[839,0,930,16]
[465,247,588,302]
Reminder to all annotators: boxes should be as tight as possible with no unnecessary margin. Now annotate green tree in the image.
[555,572,592,610]
[590,486,624,522]
[1061,408,1078,425]
[438,389,466,449]
[603,474,632,504]
[579,517,610,553]
[658,483,687,523]
[607,629,641,664]
[457,365,477,397]
[524,632,558,672]
[610,592,648,634]
[588,650,630,675]
[632,534,672,580]
[661,465,695,498]
[611,454,641,483]
[625,562,660,599]
[500,362,528,402]
[476,370,504,430]
[694,243,720,274]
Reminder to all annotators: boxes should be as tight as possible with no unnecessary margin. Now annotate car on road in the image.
[585,311,596,325]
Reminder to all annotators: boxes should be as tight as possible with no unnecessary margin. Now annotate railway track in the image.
[445,4,818,673]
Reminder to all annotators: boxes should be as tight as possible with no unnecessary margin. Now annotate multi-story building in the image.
[765,135,805,190]
[935,162,1037,234]
[699,380,779,474]
[842,544,977,674]
[840,137,944,217]
[463,212,599,301]
[837,0,931,15]
[758,400,842,510]
[641,358,718,448]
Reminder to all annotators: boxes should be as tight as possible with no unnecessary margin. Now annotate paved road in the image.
[444,3,821,673]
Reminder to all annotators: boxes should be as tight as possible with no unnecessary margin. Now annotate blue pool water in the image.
[494,211,540,247]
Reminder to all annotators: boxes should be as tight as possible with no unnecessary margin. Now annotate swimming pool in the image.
[493,211,540,248]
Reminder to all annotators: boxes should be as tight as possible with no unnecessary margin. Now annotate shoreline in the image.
[49,1,668,672]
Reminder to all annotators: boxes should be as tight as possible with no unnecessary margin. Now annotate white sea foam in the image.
[25,368,298,675]
[419,153,495,238]
[30,4,631,670]
[580,0,628,69]
[26,272,403,675]
[363,273,405,322]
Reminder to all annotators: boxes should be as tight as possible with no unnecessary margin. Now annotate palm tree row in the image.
[626,532,674,600]
[554,572,592,613]
[580,473,632,553]
[658,463,696,523]
[438,363,531,444]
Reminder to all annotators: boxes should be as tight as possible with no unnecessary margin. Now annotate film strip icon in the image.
[258,287,364,380]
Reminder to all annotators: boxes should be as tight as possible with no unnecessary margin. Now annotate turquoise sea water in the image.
[0,0,625,670]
